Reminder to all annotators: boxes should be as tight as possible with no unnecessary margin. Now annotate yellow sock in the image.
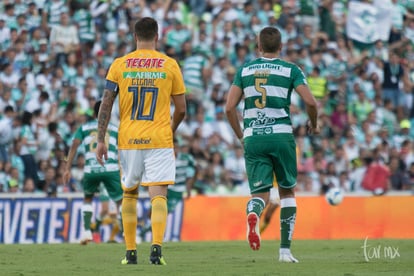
[122,192,138,250]
[102,216,113,225]
[109,220,120,241]
[151,196,167,246]
[260,221,269,234]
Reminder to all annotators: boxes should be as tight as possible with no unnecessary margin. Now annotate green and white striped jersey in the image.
[182,54,209,92]
[233,57,307,138]
[169,153,196,193]
[46,0,67,27]
[73,119,119,174]
[73,9,96,42]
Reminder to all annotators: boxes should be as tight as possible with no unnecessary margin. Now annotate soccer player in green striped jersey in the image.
[226,26,320,263]
[63,101,123,245]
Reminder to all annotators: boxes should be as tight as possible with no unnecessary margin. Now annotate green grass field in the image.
[1,240,413,276]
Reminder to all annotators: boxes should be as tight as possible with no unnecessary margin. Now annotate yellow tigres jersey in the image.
[106,49,185,149]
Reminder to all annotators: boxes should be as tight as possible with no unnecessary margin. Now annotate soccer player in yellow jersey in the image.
[96,17,186,265]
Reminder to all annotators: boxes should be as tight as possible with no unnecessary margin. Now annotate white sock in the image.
[280,248,291,255]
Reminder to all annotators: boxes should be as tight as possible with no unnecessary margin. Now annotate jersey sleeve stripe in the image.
[244,85,289,98]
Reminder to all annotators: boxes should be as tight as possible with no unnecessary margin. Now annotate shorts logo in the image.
[253,181,262,187]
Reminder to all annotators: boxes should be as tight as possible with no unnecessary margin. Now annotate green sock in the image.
[246,197,265,217]
[81,204,93,231]
[95,218,102,232]
[280,198,297,249]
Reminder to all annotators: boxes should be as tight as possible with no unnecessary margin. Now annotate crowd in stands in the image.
[0,0,413,197]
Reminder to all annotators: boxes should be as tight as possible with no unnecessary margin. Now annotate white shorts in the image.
[119,148,175,190]
[108,200,118,214]
[269,187,281,205]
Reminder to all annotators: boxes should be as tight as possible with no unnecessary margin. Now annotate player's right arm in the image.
[96,59,120,166]
[96,89,117,166]
[226,84,244,141]
[170,59,187,133]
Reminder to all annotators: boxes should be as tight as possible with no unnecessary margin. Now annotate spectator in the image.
[22,177,36,193]
[388,156,411,190]
[11,77,28,112]
[329,145,349,175]
[24,91,51,117]
[72,2,96,54]
[393,119,412,150]
[165,20,191,55]
[303,147,327,173]
[382,52,407,111]
[361,155,391,194]
[349,83,374,125]
[49,12,80,67]
[330,101,348,134]
[224,145,247,191]
[0,17,11,49]
[0,105,15,162]
[307,66,327,102]
[212,106,234,145]
[182,46,211,104]
[206,151,227,192]
[0,161,8,191]
[7,167,21,193]
[0,63,19,89]
[18,111,39,187]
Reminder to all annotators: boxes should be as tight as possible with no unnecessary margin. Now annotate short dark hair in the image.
[4,105,13,113]
[39,91,49,100]
[134,17,158,41]
[22,111,32,125]
[48,121,58,133]
[259,27,281,53]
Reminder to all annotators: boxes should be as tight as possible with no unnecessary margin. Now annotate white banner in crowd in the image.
[346,0,392,43]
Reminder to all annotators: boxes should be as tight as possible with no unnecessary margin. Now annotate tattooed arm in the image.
[96,89,117,165]
[97,89,116,142]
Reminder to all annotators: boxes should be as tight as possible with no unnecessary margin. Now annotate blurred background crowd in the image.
[0,0,413,197]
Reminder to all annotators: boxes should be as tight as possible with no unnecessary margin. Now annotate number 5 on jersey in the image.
[255,78,267,109]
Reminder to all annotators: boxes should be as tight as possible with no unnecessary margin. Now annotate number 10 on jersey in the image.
[128,86,159,121]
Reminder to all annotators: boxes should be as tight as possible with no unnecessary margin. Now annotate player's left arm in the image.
[225,84,244,141]
[171,94,186,133]
[293,66,320,134]
[171,60,187,133]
